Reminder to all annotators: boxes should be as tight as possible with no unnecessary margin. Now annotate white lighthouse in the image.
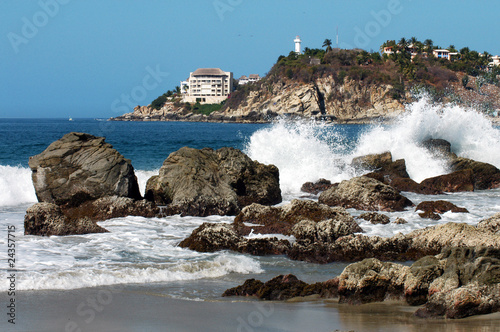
[294,35,302,54]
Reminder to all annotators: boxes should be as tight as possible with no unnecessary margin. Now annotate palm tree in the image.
[409,36,418,47]
[424,39,433,52]
[323,39,332,52]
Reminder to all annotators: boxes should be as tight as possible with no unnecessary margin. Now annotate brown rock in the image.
[415,200,469,216]
[318,176,414,212]
[24,202,108,236]
[450,157,500,190]
[352,151,410,180]
[359,212,390,225]
[300,178,334,194]
[419,169,474,192]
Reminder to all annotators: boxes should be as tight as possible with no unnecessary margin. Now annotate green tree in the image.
[322,39,333,52]
[424,39,433,53]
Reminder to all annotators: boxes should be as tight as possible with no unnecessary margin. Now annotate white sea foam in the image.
[0,165,37,207]
[136,169,159,196]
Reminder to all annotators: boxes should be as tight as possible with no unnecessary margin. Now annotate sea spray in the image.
[244,119,355,195]
[136,169,159,196]
[353,96,500,182]
[0,165,37,207]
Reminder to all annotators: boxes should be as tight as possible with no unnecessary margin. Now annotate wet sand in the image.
[2,285,500,332]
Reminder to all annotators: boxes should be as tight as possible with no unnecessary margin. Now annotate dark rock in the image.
[236,237,290,256]
[419,169,474,192]
[300,178,334,194]
[388,177,443,195]
[63,196,159,221]
[421,138,453,157]
[28,132,141,207]
[359,212,390,225]
[24,202,108,236]
[418,211,442,220]
[450,157,500,190]
[222,279,264,297]
[318,176,414,212]
[416,200,469,216]
[256,274,309,300]
[145,147,281,216]
[352,151,410,180]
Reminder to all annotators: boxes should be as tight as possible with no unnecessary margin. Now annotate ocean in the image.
[1,97,500,301]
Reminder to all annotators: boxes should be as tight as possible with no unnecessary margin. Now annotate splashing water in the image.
[245,97,500,193]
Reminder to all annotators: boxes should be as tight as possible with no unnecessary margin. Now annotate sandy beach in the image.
[2,284,500,332]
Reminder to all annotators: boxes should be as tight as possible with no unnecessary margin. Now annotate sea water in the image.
[0,97,499,299]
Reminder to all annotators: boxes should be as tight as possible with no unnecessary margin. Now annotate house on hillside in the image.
[489,55,500,67]
[238,74,261,85]
[432,49,458,60]
[181,68,233,104]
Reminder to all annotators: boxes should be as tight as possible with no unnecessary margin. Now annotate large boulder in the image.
[24,202,108,236]
[318,176,414,212]
[419,169,475,193]
[28,132,141,206]
[145,147,281,216]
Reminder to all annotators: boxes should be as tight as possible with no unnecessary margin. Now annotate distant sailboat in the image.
[69,117,73,121]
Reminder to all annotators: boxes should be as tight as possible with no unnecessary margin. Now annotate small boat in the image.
[69,117,73,121]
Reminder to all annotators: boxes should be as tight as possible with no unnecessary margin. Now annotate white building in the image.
[294,35,302,54]
[489,55,500,67]
[432,49,458,60]
[238,74,261,85]
[181,68,233,104]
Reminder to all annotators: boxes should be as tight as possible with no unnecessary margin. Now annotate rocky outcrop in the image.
[318,176,413,212]
[352,151,410,180]
[213,77,405,123]
[24,202,108,236]
[233,199,356,236]
[28,132,141,206]
[145,147,281,216]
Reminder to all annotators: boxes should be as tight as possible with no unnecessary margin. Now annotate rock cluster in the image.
[223,247,500,319]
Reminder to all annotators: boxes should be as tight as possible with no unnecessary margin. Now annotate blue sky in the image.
[1,0,499,118]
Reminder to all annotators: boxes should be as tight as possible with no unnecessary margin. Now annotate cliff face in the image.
[212,77,405,123]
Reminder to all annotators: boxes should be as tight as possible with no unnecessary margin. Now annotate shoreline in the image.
[3,284,500,332]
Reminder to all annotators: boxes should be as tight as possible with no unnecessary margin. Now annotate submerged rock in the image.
[318,176,414,212]
[28,132,141,207]
[415,200,469,220]
[300,178,334,194]
[145,147,281,216]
